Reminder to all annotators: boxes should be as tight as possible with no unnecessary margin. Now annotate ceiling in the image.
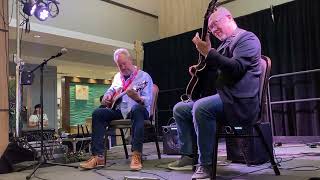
[8,27,120,79]
[8,0,160,79]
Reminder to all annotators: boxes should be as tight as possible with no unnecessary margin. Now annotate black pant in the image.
[91,104,149,155]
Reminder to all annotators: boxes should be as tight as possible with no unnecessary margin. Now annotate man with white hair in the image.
[80,48,153,171]
[168,7,262,179]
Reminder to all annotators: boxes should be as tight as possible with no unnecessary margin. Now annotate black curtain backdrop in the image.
[143,0,320,136]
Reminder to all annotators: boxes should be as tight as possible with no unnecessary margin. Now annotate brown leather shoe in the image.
[79,156,105,169]
[130,151,142,171]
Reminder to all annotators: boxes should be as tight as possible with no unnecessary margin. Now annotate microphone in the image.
[270,5,275,23]
[55,48,68,58]
[60,48,68,55]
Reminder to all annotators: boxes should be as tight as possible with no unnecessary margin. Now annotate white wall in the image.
[223,0,294,18]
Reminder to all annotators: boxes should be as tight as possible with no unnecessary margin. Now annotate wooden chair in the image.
[104,84,161,162]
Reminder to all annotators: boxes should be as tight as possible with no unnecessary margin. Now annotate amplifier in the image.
[21,129,68,160]
[162,125,181,155]
[226,122,273,165]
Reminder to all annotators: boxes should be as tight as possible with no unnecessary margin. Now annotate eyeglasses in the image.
[208,16,227,33]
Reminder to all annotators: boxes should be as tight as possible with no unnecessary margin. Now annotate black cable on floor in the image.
[140,170,169,180]
[221,166,271,180]
[279,165,320,171]
[34,174,49,180]
[93,169,114,180]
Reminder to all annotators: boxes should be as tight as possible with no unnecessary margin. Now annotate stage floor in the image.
[1,142,319,180]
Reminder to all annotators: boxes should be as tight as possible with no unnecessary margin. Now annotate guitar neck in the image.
[198,0,217,61]
[199,18,209,61]
[112,86,139,102]
[114,90,127,100]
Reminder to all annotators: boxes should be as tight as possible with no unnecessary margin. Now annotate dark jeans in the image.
[91,104,149,155]
[173,94,226,165]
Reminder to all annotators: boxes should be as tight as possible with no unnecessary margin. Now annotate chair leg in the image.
[153,127,161,159]
[239,138,251,167]
[254,124,280,176]
[104,130,108,165]
[211,136,219,180]
[120,128,129,159]
[192,133,198,172]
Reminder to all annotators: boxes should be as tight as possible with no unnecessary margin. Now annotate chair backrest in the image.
[150,84,159,122]
[259,55,272,119]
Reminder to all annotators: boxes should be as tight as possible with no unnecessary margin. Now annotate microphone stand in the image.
[26,53,77,180]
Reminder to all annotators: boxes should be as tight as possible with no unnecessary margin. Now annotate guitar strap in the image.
[217,38,231,54]
[120,69,139,92]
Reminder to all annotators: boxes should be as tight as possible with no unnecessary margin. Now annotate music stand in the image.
[21,53,78,180]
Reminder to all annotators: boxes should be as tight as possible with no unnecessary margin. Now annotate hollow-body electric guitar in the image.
[107,81,148,109]
[180,0,218,102]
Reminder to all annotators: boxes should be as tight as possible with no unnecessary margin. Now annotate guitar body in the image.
[109,90,123,109]
[182,63,218,101]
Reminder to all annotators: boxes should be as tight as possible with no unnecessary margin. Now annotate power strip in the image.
[123,176,160,180]
[306,143,318,148]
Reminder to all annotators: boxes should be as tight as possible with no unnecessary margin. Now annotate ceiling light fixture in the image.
[21,0,60,21]
[34,4,49,21]
[22,0,37,16]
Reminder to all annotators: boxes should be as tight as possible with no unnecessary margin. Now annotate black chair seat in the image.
[109,119,152,127]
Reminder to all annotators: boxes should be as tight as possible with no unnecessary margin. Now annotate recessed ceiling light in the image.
[33,35,41,38]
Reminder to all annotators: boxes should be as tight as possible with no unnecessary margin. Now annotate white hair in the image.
[113,48,131,62]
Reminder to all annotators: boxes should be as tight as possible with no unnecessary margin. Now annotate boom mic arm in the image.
[30,48,68,73]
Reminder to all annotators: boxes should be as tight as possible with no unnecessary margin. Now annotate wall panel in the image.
[0,0,9,157]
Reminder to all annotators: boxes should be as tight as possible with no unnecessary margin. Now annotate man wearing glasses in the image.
[168,6,262,179]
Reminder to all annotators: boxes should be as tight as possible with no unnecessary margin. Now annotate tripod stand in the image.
[22,49,78,180]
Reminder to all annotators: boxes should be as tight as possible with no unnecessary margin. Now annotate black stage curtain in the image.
[143,0,320,136]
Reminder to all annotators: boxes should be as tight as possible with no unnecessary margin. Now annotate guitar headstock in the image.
[205,0,218,19]
[133,81,148,92]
